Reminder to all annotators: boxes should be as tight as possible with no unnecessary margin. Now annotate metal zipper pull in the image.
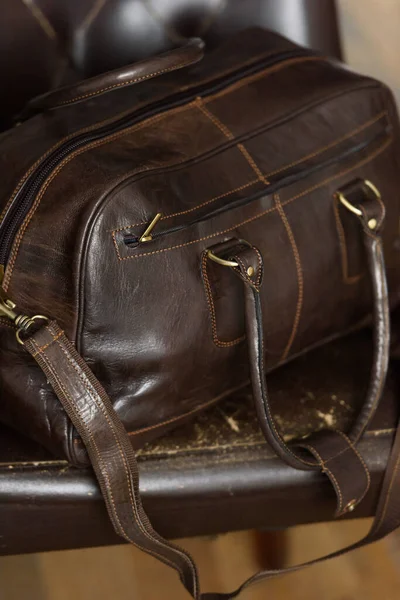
[0,265,48,344]
[0,266,17,320]
[139,213,162,243]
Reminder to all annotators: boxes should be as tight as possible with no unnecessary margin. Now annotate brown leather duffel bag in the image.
[1,28,400,597]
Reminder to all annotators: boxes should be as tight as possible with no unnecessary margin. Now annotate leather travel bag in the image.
[1,28,400,598]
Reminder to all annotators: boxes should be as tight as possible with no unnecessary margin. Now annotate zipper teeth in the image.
[0,48,313,266]
[123,126,390,246]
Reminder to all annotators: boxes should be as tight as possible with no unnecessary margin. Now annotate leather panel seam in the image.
[274,193,304,363]
[113,130,393,262]
[201,251,245,348]
[111,110,387,232]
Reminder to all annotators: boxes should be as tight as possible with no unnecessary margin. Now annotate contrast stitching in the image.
[197,99,271,184]
[117,204,277,260]
[112,229,123,261]
[280,136,392,207]
[197,99,234,139]
[202,56,323,104]
[275,193,304,363]
[30,339,129,538]
[43,322,195,582]
[266,111,388,178]
[71,426,397,447]
[0,109,149,227]
[1,52,319,227]
[31,330,63,356]
[57,60,196,107]
[127,383,249,437]
[45,329,194,586]
[3,99,200,290]
[0,320,16,330]
[333,197,363,284]
[112,111,387,232]
[112,178,260,232]
[4,62,388,290]
[324,445,354,464]
[31,338,183,577]
[114,136,392,261]
[252,245,263,288]
[201,252,245,348]
[238,255,261,290]
[302,443,344,513]
[336,431,371,499]
[198,105,303,361]
[7,57,313,233]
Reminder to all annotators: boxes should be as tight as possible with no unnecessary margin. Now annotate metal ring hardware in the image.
[206,250,239,268]
[16,315,50,346]
[337,179,381,229]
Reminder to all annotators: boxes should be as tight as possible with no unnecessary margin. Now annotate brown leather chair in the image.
[1,0,399,557]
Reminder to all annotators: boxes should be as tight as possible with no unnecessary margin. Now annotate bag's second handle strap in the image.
[19,38,204,120]
[206,179,389,509]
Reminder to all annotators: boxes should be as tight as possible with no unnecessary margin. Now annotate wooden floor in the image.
[1,520,400,599]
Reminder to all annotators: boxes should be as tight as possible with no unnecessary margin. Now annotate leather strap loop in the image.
[24,321,200,599]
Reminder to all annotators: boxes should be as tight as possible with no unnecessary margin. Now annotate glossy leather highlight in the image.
[21,37,205,118]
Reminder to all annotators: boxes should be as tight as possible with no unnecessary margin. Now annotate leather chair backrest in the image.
[1,0,341,131]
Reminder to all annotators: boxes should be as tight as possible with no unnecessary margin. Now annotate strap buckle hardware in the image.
[337,179,381,230]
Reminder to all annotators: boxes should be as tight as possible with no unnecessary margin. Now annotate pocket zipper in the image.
[123,126,390,248]
[0,48,315,268]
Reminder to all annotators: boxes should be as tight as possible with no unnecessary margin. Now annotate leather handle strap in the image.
[206,180,389,494]
[19,38,204,120]
[24,321,200,600]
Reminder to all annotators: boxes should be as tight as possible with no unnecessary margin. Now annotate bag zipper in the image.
[0,48,314,268]
[123,126,390,247]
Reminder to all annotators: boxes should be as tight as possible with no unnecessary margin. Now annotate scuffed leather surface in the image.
[0,29,400,464]
[24,320,199,596]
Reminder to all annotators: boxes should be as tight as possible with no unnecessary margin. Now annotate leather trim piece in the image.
[333,195,364,284]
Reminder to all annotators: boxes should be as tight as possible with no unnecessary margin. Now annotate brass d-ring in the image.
[16,315,49,346]
[206,250,239,268]
[337,179,382,217]
[337,191,363,216]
